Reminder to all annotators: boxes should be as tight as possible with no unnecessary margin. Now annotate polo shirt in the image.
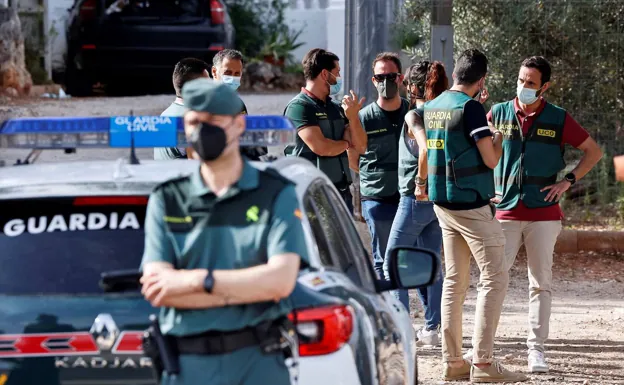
[141,160,309,336]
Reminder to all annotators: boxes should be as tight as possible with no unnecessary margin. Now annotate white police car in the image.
[0,115,438,385]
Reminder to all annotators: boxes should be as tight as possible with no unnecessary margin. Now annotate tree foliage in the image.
[398,0,624,214]
[223,0,290,59]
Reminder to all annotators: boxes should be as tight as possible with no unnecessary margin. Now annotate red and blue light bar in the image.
[0,115,295,149]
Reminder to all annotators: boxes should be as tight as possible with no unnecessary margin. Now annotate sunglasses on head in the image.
[374,73,400,82]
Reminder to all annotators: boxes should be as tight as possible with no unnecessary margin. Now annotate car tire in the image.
[65,58,93,97]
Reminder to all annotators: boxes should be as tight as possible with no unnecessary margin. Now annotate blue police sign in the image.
[109,116,179,147]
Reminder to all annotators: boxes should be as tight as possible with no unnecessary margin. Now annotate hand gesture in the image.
[415,184,429,201]
[478,88,489,104]
[342,90,365,120]
[541,180,572,202]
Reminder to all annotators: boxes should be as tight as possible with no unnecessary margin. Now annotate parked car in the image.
[61,0,234,96]
[0,115,439,385]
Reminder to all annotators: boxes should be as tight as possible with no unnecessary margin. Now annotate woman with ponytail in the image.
[382,60,448,347]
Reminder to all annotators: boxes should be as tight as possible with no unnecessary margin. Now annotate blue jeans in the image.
[361,199,398,279]
[383,196,444,330]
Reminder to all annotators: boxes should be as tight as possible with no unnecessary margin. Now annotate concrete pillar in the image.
[326,0,346,94]
[430,0,454,85]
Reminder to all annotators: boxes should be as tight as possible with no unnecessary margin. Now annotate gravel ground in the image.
[356,222,624,385]
[3,94,623,385]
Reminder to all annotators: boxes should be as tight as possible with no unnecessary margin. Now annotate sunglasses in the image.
[373,73,400,82]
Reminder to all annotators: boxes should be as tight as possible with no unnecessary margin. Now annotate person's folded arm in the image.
[344,128,360,172]
[285,100,349,157]
[344,118,367,155]
[143,185,309,309]
[299,125,350,157]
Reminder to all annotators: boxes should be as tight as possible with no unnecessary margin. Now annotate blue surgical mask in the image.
[327,72,342,95]
[221,75,241,91]
[517,84,540,105]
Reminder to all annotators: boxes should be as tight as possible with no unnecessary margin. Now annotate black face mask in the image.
[376,79,398,99]
[188,122,227,161]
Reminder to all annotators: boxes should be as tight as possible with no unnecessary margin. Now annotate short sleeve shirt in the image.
[141,160,309,335]
[463,98,492,143]
[285,88,348,131]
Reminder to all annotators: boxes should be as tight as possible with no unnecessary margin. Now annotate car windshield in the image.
[0,196,147,295]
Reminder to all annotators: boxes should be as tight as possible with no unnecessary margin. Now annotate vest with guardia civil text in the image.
[424,91,494,203]
[491,100,566,209]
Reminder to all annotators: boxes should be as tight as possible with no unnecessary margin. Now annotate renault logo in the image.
[90,314,120,351]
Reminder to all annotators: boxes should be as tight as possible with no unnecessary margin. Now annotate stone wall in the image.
[0,7,32,97]
[241,62,305,92]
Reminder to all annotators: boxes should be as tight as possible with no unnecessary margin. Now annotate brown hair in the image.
[302,48,339,81]
[404,60,448,101]
[372,52,402,74]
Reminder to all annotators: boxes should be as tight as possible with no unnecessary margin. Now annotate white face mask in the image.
[517,84,541,105]
[221,75,241,91]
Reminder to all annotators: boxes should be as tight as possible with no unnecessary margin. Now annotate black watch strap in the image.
[203,270,215,293]
[565,172,577,185]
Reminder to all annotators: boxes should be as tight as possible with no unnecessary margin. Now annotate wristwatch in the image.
[564,172,577,185]
[416,176,427,186]
[203,270,215,293]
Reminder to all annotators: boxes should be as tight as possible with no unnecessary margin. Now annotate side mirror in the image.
[387,246,439,290]
[100,269,142,293]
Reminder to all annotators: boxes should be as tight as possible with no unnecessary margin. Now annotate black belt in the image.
[173,323,282,356]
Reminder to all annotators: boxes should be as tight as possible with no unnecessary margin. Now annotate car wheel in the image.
[65,60,93,97]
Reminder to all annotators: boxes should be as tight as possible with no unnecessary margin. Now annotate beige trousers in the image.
[434,204,509,364]
[499,220,562,353]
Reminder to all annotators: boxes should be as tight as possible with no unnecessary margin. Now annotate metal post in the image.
[430,0,454,85]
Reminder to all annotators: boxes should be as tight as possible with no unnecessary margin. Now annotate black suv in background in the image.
[62,0,234,96]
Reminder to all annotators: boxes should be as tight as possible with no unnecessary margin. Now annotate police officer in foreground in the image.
[140,78,309,385]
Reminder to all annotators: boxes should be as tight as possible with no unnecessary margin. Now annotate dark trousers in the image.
[337,186,353,214]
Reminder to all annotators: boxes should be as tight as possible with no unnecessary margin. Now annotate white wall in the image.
[46,0,75,75]
[284,0,346,63]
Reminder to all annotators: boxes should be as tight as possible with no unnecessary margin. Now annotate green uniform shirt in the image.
[358,99,410,200]
[141,160,309,336]
[284,91,352,188]
[154,101,187,160]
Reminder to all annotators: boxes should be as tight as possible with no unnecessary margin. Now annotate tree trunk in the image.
[0,7,32,96]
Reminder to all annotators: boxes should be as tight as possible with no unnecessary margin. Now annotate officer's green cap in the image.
[182,77,244,116]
